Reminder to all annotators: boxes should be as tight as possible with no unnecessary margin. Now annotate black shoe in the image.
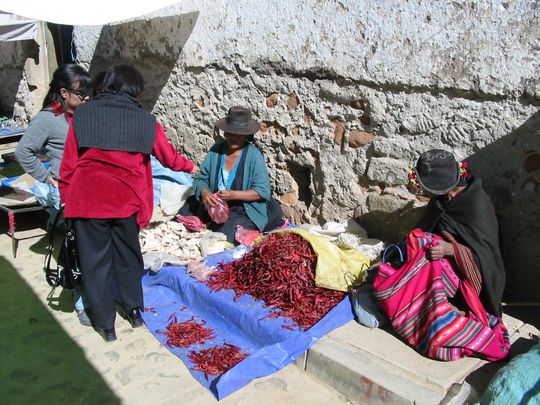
[127,308,143,328]
[96,327,117,342]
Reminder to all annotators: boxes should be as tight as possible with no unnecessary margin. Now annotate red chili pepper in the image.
[188,343,248,379]
[157,316,216,348]
[206,233,345,329]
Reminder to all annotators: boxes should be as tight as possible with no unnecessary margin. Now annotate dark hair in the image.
[101,64,144,98]
[42,64,93,109]
[93,71,106,96]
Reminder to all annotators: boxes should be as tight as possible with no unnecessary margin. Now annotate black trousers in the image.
[73,216,143,330]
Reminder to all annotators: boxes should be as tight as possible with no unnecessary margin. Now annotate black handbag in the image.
[43,208,82,290]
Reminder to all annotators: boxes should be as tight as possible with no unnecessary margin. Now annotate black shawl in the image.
[73,93,156,154]
[420,176,506,316]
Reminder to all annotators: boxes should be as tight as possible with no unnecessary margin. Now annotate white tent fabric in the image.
[0,0,181,26]
[0,11,38,41]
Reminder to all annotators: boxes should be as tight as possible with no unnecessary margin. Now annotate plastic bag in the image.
[275,228,371,292]
[160,184,194,216]
[200,232,231,257]
[207,193,229,224]
[235,225,262,246]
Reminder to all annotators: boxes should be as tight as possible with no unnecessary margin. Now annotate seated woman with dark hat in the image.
[183,106,284,244]
[371,149,510,362]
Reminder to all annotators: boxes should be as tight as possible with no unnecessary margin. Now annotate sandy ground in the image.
[0,210,356,405]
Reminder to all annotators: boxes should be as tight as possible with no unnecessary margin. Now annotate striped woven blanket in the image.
[373,229,510,362]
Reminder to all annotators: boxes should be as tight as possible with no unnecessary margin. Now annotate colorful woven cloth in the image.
[373,229,510,362]
[176,215,206,232]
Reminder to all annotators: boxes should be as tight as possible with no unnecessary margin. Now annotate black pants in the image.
[73,216,143,330]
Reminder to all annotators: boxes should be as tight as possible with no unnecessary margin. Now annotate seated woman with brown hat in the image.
[372,149,510,362]
[182,106,284,244]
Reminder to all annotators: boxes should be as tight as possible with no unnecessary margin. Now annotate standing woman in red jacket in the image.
[59,64,199,342]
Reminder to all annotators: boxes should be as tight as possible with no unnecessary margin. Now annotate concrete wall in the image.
[48,0,540,300]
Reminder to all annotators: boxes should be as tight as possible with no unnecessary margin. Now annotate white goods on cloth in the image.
[139,221,204,270]
[298,219,383,261]
[140,221,231,271]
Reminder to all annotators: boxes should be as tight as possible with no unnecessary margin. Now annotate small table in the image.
[0,186,46,258]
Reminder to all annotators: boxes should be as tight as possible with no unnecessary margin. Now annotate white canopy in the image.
[0,11,38,41]
[0,0,181,26]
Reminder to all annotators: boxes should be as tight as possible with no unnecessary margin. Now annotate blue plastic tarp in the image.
[150,156,192,206]
[141,247,354,400]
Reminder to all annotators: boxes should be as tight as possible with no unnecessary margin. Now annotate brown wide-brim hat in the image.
[415,149,460,195]
[215,106,261,135]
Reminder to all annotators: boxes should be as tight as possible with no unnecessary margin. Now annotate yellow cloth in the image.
[273,228,370,292]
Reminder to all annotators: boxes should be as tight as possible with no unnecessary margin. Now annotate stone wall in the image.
[66,0,540,300]
[0,25,49,122]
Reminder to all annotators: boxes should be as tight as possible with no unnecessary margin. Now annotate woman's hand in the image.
[217,190,236,201]
[191,165,200,177]
[201,189,218,207]
[426,240,454,261]
[49,177,58,187]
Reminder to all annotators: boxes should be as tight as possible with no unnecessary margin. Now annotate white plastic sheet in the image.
[0,0,182,25]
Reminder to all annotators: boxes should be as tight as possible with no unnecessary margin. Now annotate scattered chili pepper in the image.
[180,306,187,311]
[206,232,345,329]
[144,307,155,313]
[188,343,248,379]
[157,316,216,348]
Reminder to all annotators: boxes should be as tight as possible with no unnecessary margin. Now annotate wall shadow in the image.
[87,12,199,111]
[0,256,119,403]
[360,110,540,302]
[466,110,540,302]
[0,40,40,116]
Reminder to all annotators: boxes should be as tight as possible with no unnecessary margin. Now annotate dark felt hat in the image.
[215,106,260,135]
[415,149,460,195]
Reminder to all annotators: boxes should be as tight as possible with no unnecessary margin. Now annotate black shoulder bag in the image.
[43,208,82,290]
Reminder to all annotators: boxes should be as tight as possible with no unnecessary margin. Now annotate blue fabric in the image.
[141,247,354,400]
[32,180,61,209]
[479,341,540,405]
[150,156,193,206]
[73,286,88,311]
[218,149,243,190]
[193,142,271,231]
[0,127,25,136]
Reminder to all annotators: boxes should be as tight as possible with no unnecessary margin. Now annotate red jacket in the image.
[59,122,194,228]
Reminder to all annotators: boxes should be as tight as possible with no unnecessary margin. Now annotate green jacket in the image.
[193,142,271,231]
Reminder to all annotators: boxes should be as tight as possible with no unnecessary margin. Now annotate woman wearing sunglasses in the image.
[15,63,93,326]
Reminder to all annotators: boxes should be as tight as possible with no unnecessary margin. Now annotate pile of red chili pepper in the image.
[206,232,345,329]
[157,316,216,348]
[188,343,248,379]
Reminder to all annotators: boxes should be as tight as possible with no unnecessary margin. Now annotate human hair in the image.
[42,64,93,109]
[93,71,106,96]
[101,64,144,98]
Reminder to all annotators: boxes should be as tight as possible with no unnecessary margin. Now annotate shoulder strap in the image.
[43,208,64,287]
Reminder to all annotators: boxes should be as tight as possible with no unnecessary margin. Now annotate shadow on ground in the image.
[0,256,119,404]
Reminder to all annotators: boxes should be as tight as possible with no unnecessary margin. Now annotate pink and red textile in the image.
[373,229,510,362]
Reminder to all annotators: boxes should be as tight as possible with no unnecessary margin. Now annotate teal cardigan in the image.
[193,142,271,231]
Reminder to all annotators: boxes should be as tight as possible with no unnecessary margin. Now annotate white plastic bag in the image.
[160,184,194,216]
[199,232,230,257]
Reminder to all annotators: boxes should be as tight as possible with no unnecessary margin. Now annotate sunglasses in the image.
[66,88,89,100]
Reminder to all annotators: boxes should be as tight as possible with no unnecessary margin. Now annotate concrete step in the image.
[295,313,539,404]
